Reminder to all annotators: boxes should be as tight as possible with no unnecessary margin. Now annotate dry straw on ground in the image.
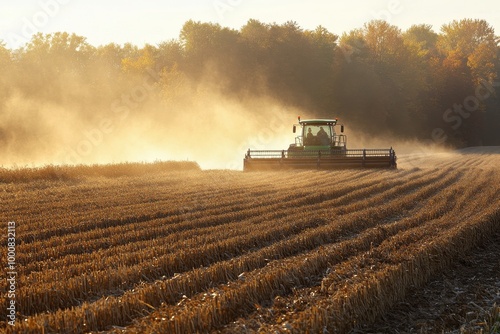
[2,149,499,333]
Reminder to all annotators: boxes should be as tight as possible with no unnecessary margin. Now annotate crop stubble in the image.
[1,151,499,333]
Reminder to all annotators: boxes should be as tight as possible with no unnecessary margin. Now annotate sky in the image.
[1,0,500,50]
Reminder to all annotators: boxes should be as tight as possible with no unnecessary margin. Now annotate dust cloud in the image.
[0,69,299,170]
[1,76,455,171]
[1,61,455,171]
[343,126,454,170]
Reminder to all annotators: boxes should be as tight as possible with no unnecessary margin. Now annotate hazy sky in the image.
[1,0,499,49]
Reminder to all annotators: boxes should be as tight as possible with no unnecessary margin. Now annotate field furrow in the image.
[6,167,438,314]
[2,150,499,334]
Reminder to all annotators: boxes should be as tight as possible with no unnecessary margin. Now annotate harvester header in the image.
[243,117,396,171]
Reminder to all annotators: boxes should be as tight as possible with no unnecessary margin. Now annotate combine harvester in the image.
[243,117,397,171]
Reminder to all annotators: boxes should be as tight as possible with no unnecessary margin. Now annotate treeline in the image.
[0,18,499,159]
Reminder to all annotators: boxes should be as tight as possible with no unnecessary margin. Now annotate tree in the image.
[240,19,271,51]
[156,40,184,71]
[23,32,93,68]
[16,32,94,101]
[302,26,338,112]
[180,20,239,78]
[0,41,12,81]
[0,41,11,68]
[363,20,406,63]
[121,44,156,74]
[439,19,497,83]
[0,41,12,104]
[91,43,128,80]
[339,29,370,63]
[400,25,442,134]
[260,21,312,104]
[355,21,416,135]
[403,24,438,59]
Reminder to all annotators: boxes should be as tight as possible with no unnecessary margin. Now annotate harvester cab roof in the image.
[294,118,344,133]
[298,118,338,125]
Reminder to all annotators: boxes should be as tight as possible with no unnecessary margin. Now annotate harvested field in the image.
[1,148,499,333]
[361,231,500,333]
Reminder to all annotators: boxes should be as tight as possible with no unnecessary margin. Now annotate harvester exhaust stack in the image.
[243,118,396,171]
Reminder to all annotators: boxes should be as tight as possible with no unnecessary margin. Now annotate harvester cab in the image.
[243,116,397,171]
[290,117,346,152]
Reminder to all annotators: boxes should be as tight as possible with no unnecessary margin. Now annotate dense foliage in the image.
[0,18,499,159]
